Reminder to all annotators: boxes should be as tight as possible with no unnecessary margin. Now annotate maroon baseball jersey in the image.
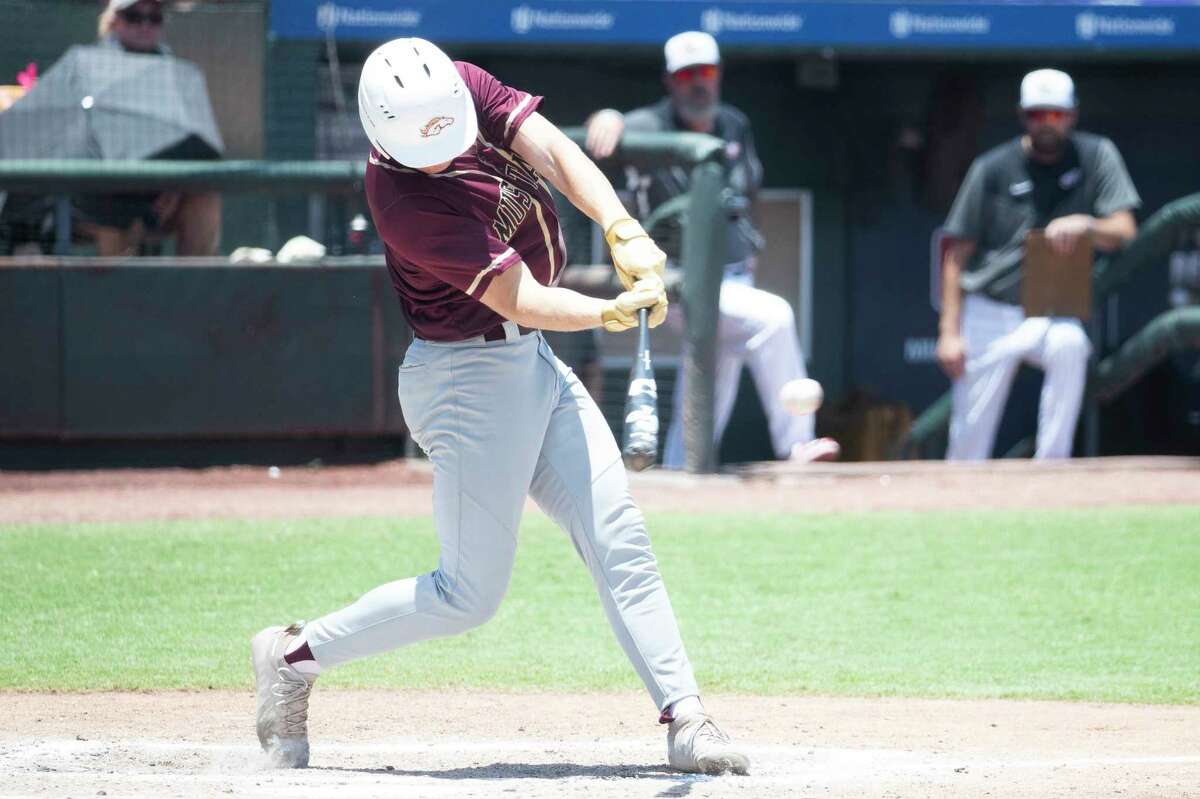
[365,62,567,342]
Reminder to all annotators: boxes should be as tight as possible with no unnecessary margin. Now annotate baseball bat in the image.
[621,308,659,472]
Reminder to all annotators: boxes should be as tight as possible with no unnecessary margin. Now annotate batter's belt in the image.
[481,321,536,342]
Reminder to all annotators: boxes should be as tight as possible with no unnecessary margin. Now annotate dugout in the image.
[289,23,1200,460]
[3,1,1199,465]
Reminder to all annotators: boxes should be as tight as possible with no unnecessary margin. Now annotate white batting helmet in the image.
[357,38,477,168]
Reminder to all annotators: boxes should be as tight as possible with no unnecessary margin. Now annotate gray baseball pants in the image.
[302,323,700,711]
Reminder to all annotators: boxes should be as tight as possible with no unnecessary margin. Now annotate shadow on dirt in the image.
[311,760,707,792]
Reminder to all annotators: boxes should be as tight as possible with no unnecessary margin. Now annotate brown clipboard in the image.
[1022,229,1094,321]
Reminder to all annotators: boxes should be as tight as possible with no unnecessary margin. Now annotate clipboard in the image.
[1022,229,1094,321]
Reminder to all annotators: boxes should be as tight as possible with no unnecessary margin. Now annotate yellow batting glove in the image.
[639,275,669,328]
[601,276,669,332]
[605,217,666,291]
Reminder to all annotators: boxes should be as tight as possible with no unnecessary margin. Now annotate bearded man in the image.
[936,68,1140,460]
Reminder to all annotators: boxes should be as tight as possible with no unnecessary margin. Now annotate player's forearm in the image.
[545,136,630,231]
[508,279,607,332]
[481,262,612,331]
[513,113,631,230]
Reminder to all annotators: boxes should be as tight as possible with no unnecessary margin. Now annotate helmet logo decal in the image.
[420,116,455,138]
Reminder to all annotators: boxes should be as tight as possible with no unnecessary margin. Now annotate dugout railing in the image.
[0,130,730,471]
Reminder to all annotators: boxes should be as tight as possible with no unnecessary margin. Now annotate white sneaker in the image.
[789,437,841,463]
[667,713,750,775]
[251,623,314,768]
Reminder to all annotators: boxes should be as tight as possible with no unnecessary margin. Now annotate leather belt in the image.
[481,321,535,342]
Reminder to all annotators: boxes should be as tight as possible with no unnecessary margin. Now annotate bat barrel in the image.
[622,307,658,472]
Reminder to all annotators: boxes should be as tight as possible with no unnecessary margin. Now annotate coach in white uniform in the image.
[937,69,1140,460]
[586,32,840,467]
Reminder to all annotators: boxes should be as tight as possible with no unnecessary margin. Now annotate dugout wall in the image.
[0,258,410,441]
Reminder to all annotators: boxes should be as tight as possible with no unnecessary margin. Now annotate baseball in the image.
[779,378,823,416]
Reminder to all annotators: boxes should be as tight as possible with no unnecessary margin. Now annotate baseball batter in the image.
[251,38,749,776]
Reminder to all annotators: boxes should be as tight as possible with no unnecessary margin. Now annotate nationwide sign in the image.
[700,8,805,35]
[509,5,616,35]
[1074,11,1178,41]
[315,3,422,32]
[272,2,1200,51]
[887,10,992,39]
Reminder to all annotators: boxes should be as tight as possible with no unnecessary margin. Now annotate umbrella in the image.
[0,44,224,161]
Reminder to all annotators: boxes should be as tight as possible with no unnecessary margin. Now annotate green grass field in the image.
[1,507,1197,702]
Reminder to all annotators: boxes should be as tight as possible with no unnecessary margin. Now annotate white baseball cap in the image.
[1020,69,1076,110]
[664,31,720,74]
[108,0,161,11]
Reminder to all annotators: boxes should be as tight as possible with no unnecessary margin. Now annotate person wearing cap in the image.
[937,68,1140,460]
[99,0,170,55]
[73,0,222,256]
[586,31,840,468]
[249,38,750,777]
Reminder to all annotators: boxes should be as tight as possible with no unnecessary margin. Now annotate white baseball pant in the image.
[300,324,700,712]
[663,273,814,468]
[948,294,1091,461]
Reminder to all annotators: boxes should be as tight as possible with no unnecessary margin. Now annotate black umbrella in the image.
[0,44,224,160]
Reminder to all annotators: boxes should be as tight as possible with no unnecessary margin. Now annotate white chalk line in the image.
[4,736,1198,775]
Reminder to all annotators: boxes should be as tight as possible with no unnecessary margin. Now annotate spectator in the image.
[586,31,840,466]
[937,68,1140,460]
[74,0,222,256]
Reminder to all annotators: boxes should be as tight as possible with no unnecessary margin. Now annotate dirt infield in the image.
[3,691,1197,798]
[1,455,1197,523]
[2,457,1198,797]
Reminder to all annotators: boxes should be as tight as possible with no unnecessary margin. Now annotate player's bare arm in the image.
[937,238,976,380]
[1044,209,1136,255]
[479,261,605,331]
[510,111,668,319]
[480,261,667,333]
[512,111,629,229]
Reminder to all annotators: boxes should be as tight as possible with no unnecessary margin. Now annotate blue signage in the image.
[270,1,1200,52]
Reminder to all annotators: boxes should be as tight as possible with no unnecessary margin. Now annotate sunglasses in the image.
[118,8,164,26]
[671,64,719,83]
[1024,108,1070,124]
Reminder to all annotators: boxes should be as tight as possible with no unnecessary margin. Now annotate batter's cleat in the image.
[667,713,751,775]
[251,623,314,768]
[789,437,841,463]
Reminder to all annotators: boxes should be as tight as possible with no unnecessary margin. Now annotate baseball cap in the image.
[108,0,161,12]
[1020,69,1076,110]
[664,31,720,74]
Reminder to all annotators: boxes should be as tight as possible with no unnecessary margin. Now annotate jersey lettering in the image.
[493,181,533,243]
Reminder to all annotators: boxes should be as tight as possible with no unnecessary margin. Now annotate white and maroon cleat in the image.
[667,713,750,775]
[251,623,314,768]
